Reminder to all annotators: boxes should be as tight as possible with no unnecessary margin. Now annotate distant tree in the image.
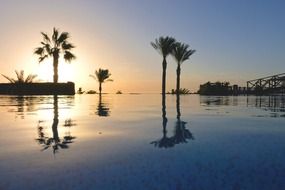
[151,36,176,95]
[86,90,97,94]
[89,68,113,95]
[171,42,195,95]
[170,88,191,94]
[1,70,37,83]
[34,27,76,83]
[77,87,85,94]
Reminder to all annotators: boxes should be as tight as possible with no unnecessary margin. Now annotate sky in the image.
[0,0,284,93]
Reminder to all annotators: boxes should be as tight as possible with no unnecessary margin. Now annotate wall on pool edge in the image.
[0,82,75,95]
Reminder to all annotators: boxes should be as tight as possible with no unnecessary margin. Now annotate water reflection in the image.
[6,96,38,119]
[151,94,194,148]
[172,94,194,144]
[248,96,285,113]
[96,94,111,117]
[200,96,230,106]
[35,95,76,154]
[151,94,174,148]
[200,95,285,117]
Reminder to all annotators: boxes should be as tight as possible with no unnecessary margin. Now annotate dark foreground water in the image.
[0,94,284,190]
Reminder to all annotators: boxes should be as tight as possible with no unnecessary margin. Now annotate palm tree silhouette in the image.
[1,70,37,83]
[171,42,195,95]
[89,68,113,95]
[151,36,176,95]
[34,27,76,83]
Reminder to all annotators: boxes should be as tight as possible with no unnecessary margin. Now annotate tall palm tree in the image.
[89,68,113,95]
[1,70,37,83]
[34,27,76,83]
[171,42,195,95]
[151,36,176,95]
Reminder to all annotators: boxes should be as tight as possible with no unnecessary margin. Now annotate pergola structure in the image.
[247,73,285,94]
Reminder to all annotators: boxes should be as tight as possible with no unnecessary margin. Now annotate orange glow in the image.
[37,58,76,83]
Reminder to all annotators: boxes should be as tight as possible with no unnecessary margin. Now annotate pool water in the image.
[0,94,284,190]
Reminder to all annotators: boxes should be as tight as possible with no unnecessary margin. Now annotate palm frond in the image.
[15,70,24,83]
[52,27,59,45]
[34,47,44,56]
[151,36,176,57]
[41,32,51,43]
[44,43,52,55]
[64,51,76,62]
[39,55,48,63]
[1,74,15,83]
[182,49,196,62]
[172,42,195,64]
[150,42,158,50]
[57,32,69,44]
[24,74,37,83]
[62,42,75,50]
[89,74,97,80]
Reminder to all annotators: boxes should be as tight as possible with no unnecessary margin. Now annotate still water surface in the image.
[0,94,284,190]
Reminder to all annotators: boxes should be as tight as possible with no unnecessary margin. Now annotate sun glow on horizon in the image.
[37,58,76,83]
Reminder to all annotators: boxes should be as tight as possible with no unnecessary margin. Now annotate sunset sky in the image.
[0,0,284,93]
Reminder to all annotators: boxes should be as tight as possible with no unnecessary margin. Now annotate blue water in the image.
[0,94,284,190]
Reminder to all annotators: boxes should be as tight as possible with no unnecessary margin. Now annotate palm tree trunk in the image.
[176,64,181,95]
[53,54,59,83]
[162,57,167,95]
[99,82,102,95]
[176,64,181,120]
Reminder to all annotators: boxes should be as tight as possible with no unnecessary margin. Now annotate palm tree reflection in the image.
[151,94,194,148]
[8,96,37,119]
[172,94,194,144]
[151,94,175,148]
[96,94,110,117]
[35,95,76,154]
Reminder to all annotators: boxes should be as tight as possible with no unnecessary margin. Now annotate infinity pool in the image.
[0,94,284,190]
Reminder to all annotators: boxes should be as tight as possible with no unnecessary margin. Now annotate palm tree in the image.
[34,27,76,83]
[171,42,195,95]
[1,70,37,83]
[89,68,113,95]
[151,36,176,95]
